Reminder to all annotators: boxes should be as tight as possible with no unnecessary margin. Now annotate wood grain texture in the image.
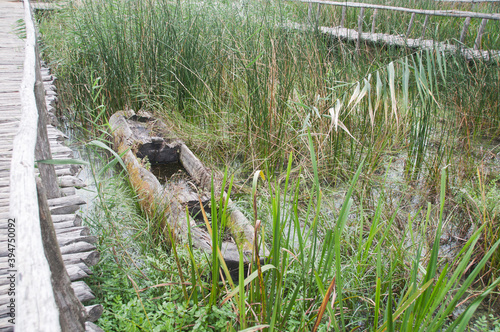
[9,0,61,330]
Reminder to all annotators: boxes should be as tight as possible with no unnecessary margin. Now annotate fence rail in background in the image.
[298,0,499,53]
[435,0,500,2]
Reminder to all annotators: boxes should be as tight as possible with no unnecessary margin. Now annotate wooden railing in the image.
[295,0,499,50]
[10,0,87,330]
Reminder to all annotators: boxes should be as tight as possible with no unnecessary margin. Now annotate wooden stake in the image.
[357,7,365,51]
[474,18,488,50]
[371,9,378,34]
[407,13,416,38]
[340,5,346,28]
[460,17,471,44]
[421,15,430,39]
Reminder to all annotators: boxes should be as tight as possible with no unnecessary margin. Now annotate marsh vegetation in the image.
[39,0,500,330]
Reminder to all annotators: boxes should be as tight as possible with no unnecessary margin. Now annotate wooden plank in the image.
[9,0,61,330]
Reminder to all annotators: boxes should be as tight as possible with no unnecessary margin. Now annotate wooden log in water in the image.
[109,110,268,266]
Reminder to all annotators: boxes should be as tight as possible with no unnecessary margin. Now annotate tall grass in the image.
[41,0,499,184]
[38,0,500,329]
[82,138,500,330]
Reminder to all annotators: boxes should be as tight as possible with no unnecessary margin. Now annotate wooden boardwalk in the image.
[0,0,25,329]
[0,0,103,330]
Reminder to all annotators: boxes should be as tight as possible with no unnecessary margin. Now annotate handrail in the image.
[11,0,87,330]
[292,0,500,20]
[11,0,61,330]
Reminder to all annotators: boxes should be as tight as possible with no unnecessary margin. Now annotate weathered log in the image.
[37,178,87,331]
[85,305,104,322]
[48,195,86,207]
[65,264,91,281]
[58,235,97,247]
[58,175,86,188]
[62,250,100,267]
[60,185,76,196]
[52,214,82,225]
[56,226,90,237]
[85,322,105,332]
[51,204,84,215]
[35,54,60,199]
[109,110,267,266]
[53,218,82,230]
[71,281,95,303]
[60,241,96,255]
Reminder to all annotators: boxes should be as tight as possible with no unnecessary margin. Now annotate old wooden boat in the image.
[109,110,266,269]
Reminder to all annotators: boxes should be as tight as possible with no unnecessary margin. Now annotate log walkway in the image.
[291,0,500,60]
[0,0,102,330]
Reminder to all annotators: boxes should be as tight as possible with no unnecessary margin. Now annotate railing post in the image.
[474,18,488,50]
[371,9,378,34]
[316,3,322,27]
[460,17,471,45]
[340,5,346,28]
[421,15,430,39]
[406,13,416,38]
[308,2,312,24]
[357,7,365,52]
